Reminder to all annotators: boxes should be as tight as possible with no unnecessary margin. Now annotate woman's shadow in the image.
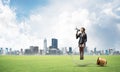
[74,63,108,67]
[75,63,92,67]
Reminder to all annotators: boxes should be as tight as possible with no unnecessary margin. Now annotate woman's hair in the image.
[81,27,85,32]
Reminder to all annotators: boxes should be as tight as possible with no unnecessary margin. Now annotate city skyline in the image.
[0,35,119,55]
[0,0,120,51]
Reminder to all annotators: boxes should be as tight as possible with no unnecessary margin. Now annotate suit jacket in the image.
[76,33,87,44]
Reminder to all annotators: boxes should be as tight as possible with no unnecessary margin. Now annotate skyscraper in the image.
[9,48,12,55]
[21,48,23,55]
[51,38,58,48]
[69,47,72,53]
[6,48,8,54]
[44,38,47,54]
[94,48,96,54]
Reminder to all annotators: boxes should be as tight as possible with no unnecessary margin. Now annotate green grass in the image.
[0,55,120,72]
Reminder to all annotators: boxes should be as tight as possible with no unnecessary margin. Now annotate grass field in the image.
[0,55,120,72]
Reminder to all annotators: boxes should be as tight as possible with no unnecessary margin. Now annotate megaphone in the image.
[75,27,80,31]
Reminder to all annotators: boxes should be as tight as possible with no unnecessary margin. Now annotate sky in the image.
[0,0,120,51]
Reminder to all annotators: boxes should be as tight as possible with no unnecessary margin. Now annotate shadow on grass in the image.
[74,63,108,67]
[76,64,89,67]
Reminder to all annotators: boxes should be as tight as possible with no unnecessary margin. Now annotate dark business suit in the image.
[76,32,87,60]
[76,33,87,45]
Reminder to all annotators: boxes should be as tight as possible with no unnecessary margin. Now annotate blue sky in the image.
[0,0,120,51]
[9,0,48,21]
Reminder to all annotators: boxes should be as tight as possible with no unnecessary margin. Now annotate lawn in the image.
[0,55,119,72]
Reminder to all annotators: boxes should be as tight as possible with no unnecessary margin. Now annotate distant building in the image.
[94,48,96,54]
[0,48,3,54]
[48,38,61,55]
[68,47,72,54]
[62,47,67,54]
[113,51,120,55]
[24,49,31,55]
[101,50,104,55]
[105,49,109,55]
[10,50,20,55]
[109,48,113,54]
[84,47,88,54]
[40,49,44,55]
[30,46,39,54]
[9,48,12,55]
[44,38,48,54]
[51,38,58,48]
[6,48,8,55]
[49,48,61,55]
[90,50,94,55]
[20,48,23,55]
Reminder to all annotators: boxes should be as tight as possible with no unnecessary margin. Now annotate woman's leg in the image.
[79,48,82,59]
[81,44,85,60]
[79,45,82,60]
[81,47,84,59]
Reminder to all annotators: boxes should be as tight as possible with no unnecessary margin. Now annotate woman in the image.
[76,27,87,60]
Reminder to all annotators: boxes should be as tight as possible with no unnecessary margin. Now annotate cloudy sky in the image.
[0,0,120,51]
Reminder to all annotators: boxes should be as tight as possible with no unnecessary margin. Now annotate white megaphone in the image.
[75,27,80,31]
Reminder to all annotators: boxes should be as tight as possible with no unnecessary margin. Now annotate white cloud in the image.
[0,0,42,50]
[27,6,91,49]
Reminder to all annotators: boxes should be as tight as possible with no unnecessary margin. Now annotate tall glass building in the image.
[51,38,58,48]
